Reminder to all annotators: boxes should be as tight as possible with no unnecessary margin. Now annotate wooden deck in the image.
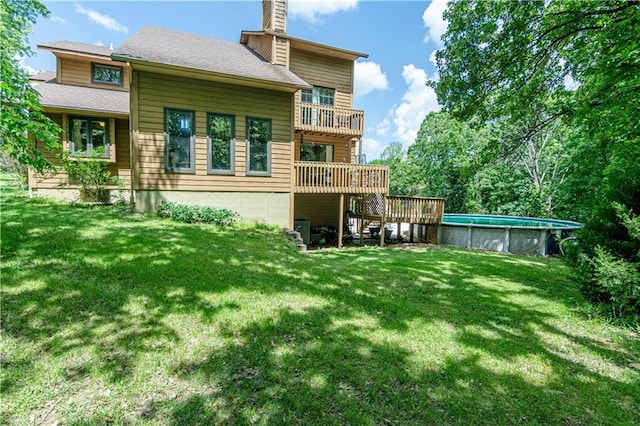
[294,102,364,136]
[294,161,388,194]
[352,194,445,225]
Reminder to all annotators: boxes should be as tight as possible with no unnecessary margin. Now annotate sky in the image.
[24,0,448,161]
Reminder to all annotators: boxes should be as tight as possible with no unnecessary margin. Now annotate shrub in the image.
[59,152,122,204]
[573,203,640,324]
[156,201,238,226]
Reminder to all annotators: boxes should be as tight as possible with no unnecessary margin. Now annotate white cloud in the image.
[18,58,38,76]
[354,61,388,97]
[361,136,386,162]
[375,118,391,138]
[75,3,128,33]
[423,0,448,46]
[50,15,66,24]
[289,0,358,24]
[392,64,441,148]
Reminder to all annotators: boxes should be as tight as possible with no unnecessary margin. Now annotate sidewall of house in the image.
[136,190,290,227]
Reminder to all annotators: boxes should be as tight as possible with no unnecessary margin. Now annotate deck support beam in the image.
[338,193,344,249]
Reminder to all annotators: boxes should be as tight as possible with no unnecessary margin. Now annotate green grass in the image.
[1,191,639,425]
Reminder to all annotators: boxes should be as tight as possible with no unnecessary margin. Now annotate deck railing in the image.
[386,195,445,224]
[353,195,444,224]
[294,161,388,194]
[294,102,364,136]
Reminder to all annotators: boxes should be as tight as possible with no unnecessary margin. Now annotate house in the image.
[29,0,443,247]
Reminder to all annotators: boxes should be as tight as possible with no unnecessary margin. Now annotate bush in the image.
[59,152,121,204]
[156,201,238,226]
[573,203,640,325]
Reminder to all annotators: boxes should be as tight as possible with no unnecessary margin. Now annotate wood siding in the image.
[274,36,289,67]
[134,71,294,192]
[30,116,131,189]
[58,56,129,92]
[245,34,273,63]
[290,49,353,109]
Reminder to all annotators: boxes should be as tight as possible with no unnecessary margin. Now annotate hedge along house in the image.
[30,0,444,246]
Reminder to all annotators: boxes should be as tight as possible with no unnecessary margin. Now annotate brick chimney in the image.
[263,0,287,33]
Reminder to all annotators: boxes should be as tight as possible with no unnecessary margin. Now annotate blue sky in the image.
[24,0,448,160]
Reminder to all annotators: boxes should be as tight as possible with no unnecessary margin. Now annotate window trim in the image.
[245,116,272,177]
[91,62,123,86]
[67,115,111,160]
[207,113,235,175]
[164,107,196,174]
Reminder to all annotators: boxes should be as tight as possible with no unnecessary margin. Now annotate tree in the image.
[1,0,61,172]
[434,0,640,321]
[406,111,490,212]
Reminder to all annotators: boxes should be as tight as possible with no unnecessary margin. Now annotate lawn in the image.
[1,186,639,425]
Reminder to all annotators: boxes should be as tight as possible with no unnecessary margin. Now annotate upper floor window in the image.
[301,86,335,106]
[92,63,123,86]
[68,116,109,158]
[208,113,235,174]
[165,108,195,173]
[246,117,271,176]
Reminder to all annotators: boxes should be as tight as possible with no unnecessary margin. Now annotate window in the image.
[301,86,335,106]
[301,86,335,126]
[246,117,271,176]
[300,142,333,162]
[207,113,235,174]
[92,63,123,86]
[68,116,109,158]
[165,108,195,173]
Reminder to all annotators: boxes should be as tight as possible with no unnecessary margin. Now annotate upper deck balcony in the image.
[294,102,364,136]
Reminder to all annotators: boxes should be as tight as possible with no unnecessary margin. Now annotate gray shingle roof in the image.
[38,40,115,57]
[29,70,57,83]
[34,82,129,115]
[112,26,310,89]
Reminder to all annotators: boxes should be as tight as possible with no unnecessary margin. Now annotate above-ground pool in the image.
[439,214,582,255]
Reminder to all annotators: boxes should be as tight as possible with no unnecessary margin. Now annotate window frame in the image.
[164,107,196,174]
[207,113,235,175]
[245,116,272,177]
[300,142,334,162]
[67,115,111,159]
[91,62,123,86]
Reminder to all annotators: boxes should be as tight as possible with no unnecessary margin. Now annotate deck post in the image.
[379,194,386,247]
[338,193,344,249]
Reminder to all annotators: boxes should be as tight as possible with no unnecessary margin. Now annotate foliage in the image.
[434,0,640,320]
[156,201,239,226]
[369,142,414,196]
[574,204,640,323]
[59,151,120,204]
[2,194,639,424]
[0,0,61,172]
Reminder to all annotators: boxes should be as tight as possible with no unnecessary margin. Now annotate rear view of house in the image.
[30,0,443,245]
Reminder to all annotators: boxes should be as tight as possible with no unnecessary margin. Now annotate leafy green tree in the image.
[434,0,640,321]
[1,0,61,172]
[370,141,415,196]
[406,112,490,212]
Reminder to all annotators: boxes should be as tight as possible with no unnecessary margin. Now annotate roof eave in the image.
[240,30,369,61]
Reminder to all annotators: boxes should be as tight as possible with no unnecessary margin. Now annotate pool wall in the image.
[438,214,582,255]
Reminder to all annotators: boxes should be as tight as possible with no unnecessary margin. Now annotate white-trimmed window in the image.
[164,108,195,173]
[91,63,123,86]
[207,113,235,174]
[246,117,271,176]
[68,116,110,159]
[301,86,335,127]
